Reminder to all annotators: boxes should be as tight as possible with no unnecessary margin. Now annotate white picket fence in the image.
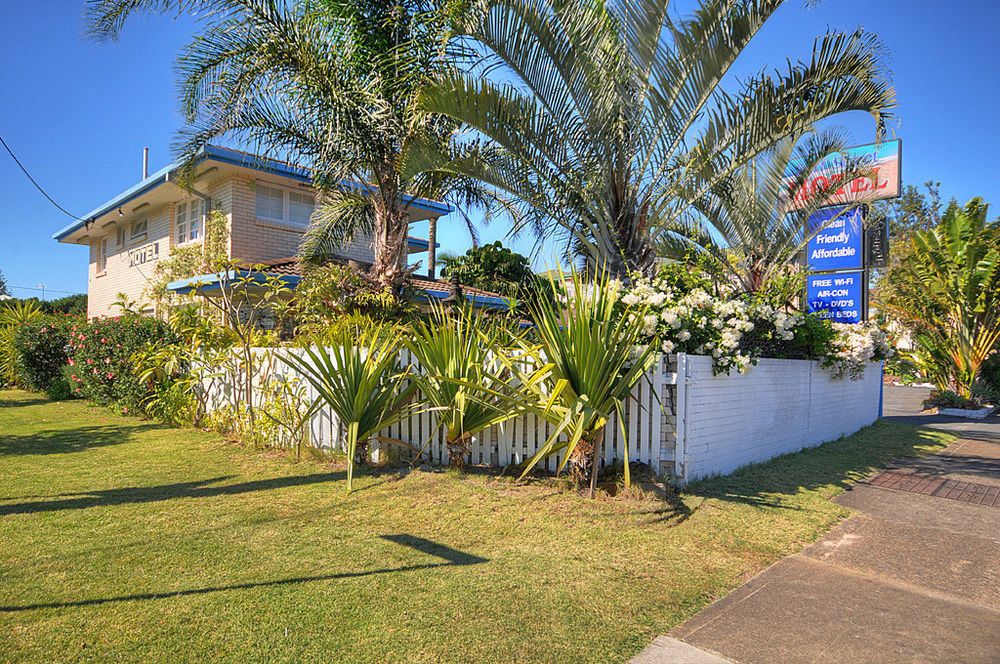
[202,348,883,483]
[214,348,674,472]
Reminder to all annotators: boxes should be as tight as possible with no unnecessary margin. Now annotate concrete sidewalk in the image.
[632,386,1000,664]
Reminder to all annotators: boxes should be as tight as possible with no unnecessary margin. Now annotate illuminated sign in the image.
[806,207,865,272]
[806,272,864,324]
[785,139,901,210]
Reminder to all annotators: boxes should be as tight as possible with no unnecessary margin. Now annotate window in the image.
[255,181,314,227]
[175,200,203,245]
[116,226,126,248]
[130,219,147,242]
[255,183,285,222]
[97,236,109,273]
[289,191,315,226]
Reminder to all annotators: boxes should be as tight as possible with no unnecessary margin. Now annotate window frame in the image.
[130,218,148,244]
[96,236,109,275]
[254,180,315,230]
[175,199,204,246]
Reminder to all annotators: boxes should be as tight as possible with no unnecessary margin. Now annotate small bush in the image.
[67,316,180,412]
[45,372,74,401]
[12,319,73,391]
[922,389,981,411]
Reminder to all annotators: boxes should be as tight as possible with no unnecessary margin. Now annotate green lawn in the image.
[0,390,954,663]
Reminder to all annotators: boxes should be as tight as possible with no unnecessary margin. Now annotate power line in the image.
[10,285,83,296]
[0,134,93,223]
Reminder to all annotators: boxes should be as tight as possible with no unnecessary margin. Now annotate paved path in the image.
[632,386,1000,664]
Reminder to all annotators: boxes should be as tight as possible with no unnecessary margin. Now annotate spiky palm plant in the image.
[877,199,1000,397]
[419,0,896,278]
[281,324,420,493]
[86,0,501,292]
[456,271,657,495]
[404,303,517,468]
[659,128,875,297]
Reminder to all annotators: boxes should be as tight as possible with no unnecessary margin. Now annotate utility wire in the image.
[10,286,83,295]
[0,134,92,223]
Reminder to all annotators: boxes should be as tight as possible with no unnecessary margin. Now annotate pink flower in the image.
[86,359,92,364]
[40,327,47,333]
[106,372,114,379]
[68,359,75,366]
[123,407,129,413]
[104,358,111,364]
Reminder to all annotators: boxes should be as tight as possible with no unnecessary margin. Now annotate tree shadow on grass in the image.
[0,471,362,516]
[0,534,488,613]
[645,422,950,526]
[0,424,164,457]
[0,396,50,409]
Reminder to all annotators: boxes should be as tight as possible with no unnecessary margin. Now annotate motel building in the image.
[53,146,508,319]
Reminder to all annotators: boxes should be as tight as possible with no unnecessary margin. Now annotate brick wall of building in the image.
[86,173,379,318]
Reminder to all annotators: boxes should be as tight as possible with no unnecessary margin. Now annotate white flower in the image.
[677,329,691,341]
[661,340,676,353]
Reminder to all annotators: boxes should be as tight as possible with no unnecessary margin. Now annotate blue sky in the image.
[2,0,998,298]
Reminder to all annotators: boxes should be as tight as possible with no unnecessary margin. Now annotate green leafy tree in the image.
[437,240,541,300]
[420,0,896,279]
[0,268,9,297]
[876,198,1000,398]
[87,0,499,294]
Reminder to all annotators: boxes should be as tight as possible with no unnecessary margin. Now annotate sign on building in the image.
[785,139,902,210]
[128,242,160,268]
[806,206,865,272]
[806,272,864,324]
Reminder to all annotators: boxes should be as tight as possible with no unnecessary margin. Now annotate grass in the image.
[0,389,954,663]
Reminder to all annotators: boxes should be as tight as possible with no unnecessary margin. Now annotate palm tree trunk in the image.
[370,173,410,294]
[445,431,472,469]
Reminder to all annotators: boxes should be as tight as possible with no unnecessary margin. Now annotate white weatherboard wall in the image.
[203,350,882,485]
[673,355,882,482]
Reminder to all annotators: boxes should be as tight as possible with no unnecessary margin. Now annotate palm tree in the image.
[659,128,876,297]
[86,0,498,292]
[419,0,896,279]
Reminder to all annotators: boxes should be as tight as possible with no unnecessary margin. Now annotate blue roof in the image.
[166,270,302,296]
[168,269,512,310]
[54,145,453,241]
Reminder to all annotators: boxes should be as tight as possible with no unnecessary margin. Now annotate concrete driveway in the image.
[633,385,1000,664]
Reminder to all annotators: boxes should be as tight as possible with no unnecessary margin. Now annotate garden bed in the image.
[0,390,954,663]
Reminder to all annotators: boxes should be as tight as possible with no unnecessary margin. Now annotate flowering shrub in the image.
[822,323,893,380]
[11,319,73,391]
[615,274,890,378]
[66,316,179,411]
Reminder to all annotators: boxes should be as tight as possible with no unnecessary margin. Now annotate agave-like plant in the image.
[281,323,421,493]
[0,300,44,387]
[464,271,657,496]
[404,303,518,468]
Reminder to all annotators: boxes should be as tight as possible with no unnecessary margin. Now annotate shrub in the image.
[12,319,73,391]
[67,316,180,412]
[45,367,74,401]
[922,389,982,411]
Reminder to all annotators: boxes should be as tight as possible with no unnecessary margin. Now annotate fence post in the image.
[673,353,688,484]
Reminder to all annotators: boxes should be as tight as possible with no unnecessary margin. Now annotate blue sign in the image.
[807,272,864,324]
[806,206,864,271]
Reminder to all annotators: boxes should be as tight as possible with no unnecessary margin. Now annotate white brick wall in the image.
[673,356,882,482]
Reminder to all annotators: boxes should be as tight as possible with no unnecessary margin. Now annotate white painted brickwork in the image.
[675,355,882,482]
